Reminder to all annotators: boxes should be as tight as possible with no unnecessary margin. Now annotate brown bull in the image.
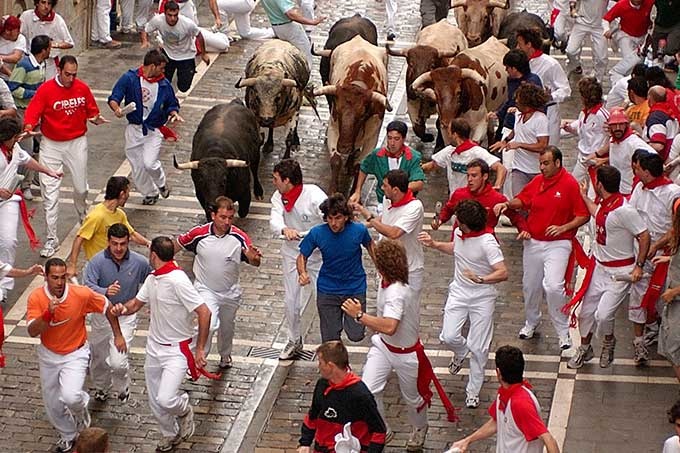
[452,0,509,47]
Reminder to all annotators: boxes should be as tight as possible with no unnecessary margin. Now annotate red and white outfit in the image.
[269,183,327,342]
[0,143,31,300]
[516,168,589,339]
[564,0,609,81]
[430,140,500,194]
[528,51,571,147]
[489,382,549,453]
[608,129,656,195]
[26,284,109,443]
[19,8,74,79]
[136,262,205,438]
[644,104,679,161]
[362,282,427,429]
[577,195,647,337]
[440,228,504,399]
[510,110,549,197]
[24,77,100,244]
[629,177,680,323]
[177,223,253,359]
[381,193,425,298]
[568,103,609,184]
[603,0,654,85]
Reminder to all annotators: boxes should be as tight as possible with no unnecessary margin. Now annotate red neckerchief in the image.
[528,49,543,60]
[453,139,477,155]
[34,8,55,21]
[595,193,625,245]
[281,184,303,213]
[497,380,533,412]
[389,189,416,209]
[610,126,634,144]
[539,167,566,192]
[137,65,165,84]
[520,109,537,122]
[643,176,673,190]
[323,372,361,395]
[1,143,11,163]
[380,279,391,288]
[650,100,680,121]
[582,103,603,122]
[151,261,182,276]
[459,229,486,240]
[375,145,413,160]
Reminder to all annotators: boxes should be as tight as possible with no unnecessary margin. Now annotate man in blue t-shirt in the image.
[297,193,375,342]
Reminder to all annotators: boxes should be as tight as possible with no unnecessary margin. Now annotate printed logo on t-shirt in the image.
[323,407,338,418]
[555,191,562,198]
[52,97,86,115]
[49,317,71,327]
[451,162,468,174]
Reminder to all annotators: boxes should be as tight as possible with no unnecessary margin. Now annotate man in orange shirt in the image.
[26,257,125,453]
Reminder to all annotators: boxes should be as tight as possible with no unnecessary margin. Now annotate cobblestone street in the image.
[0,0,678,451]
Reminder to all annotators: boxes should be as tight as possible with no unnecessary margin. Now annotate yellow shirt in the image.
[626,101,650,126]
[77,203,135,260]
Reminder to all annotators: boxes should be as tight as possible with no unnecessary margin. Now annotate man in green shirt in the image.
[653,0,680,69]
[349,121,425,210]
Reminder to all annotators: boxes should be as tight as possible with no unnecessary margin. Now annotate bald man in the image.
[645,85,679,160]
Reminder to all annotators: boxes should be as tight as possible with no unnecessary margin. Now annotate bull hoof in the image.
[421,133,435,143]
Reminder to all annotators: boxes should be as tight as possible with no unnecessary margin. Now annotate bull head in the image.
[173,155,248,170]
[411,72,437,102]
[453,0,507,46]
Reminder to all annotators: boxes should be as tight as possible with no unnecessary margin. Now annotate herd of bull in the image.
[173,9,556,220]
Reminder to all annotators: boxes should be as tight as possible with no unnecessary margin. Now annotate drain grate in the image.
[247,346,316,361]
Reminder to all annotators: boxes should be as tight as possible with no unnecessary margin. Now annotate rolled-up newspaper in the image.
[277,230,308,240]
[434,201,442,223]
[611,273,651,282]
[119,102,136,115]
[0,174,23,207]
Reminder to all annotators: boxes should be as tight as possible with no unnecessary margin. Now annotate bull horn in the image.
[450,0,466,8]
[386,42,409,57]
[173,155,199,170]
[461,68,485,86]
[225,159,249,167]
[311,44,332,58]
[235,77,257,88]
[411,71,432,92]
[488,0,508,8]
[437,49,459,58]
[422,88,437,101]
[313,85,337,97]
[281,78,298,88]
[370,92,392,112]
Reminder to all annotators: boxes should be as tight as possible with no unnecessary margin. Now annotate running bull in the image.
[173,100,263,220]
[452,0,510,47]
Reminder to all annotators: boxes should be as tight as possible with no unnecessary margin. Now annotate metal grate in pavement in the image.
[247,346,316,361]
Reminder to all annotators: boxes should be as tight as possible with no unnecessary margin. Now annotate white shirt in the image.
[137,268,204,344]
[593,202,647,262]
[145,14,199,61]
[0,35,26,80]
[0,261,11,278]
[0,143,30,203]
[270,184,327,260]
[529,54,571,104]
[568,105,609,158]
[377,282,419,348]
[19,10,73,59]
[609,133,656,194]
[630,181,680,242]
[381,198,425,272]
[432,144,500,193]
[667,135,680,183]
[495,386,544,453]
[140,77,158,121]
[606,75,631,109]
[449,229,504,300]
[664,436,680,453]
[512,111,549,174]
[575,0,609,27]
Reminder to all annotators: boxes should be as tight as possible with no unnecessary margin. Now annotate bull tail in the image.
[304,85,321,120]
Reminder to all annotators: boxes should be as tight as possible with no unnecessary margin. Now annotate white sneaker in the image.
[40,238,59,258]
[219,355,233,369]
[156,435,181,452]
[178,406,195,440]
[55,436,74,452]
[643,322,659,347]
[74,407,91,432]
[93,389,109,402]
[406,425,428,451]
[22,187,33,200]
[465,393,480,408]
[567,344,593,368]
[448,352,467,375]
[518,325,535,339]
[279,337,303,360]
[633,338,649,366]
[559,334,572,350]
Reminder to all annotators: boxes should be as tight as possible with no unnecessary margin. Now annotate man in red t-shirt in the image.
[23,55,108,258]
[603,0,654,85]
[448,345,560,453]
[494,147,590,349]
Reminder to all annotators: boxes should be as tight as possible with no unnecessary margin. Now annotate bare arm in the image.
[462,260,508,284]
[131,231,151,247]
[367,217,404,239]
[285,7,326,25]
[27,298,58,337]
[66,236,85,277]
[408,180,424,193]
[365,240,377,265]
[110,297,146,317]
[508,135,549,153]
[491,162,507,190]
[421,161,440,173]
[341,298,399,335]
[193,304,211,368]
[6,264,43,278]
[539,432,561,453]
[418,231,454,255]
[24,158,62,179]
[450,417,498,452]
[105,303,127,353]
[243,245,262,267]
[297,253,310,285]
[208,0,222,25]
[545,215,589,238]
[349,170,368,204]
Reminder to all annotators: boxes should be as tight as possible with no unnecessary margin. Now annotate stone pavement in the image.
[0,0,678,452]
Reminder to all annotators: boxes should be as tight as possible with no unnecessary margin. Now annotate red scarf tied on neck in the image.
[151,260,182,276]
[497,380,533,412]
[610,126,634,144]
[595,193,625,245]
[643,176,673,190]
[459,229,486,240]
[35,8,55,21]
[528,49,543,60]
[281,184,303,212]
[1,145,40,250]
[137,65,165,84]
[323,371,361,395]
[453,139,477,155]
[388,189,416,209]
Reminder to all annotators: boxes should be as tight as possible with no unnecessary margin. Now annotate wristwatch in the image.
[635,261,645,268]
[355,311,364,322]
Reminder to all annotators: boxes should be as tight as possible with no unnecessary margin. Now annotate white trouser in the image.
[91,0,113,43]
[195,281,240,359]
[199,27,230,53]
[546,103,561,147]
[579,262,633,337]
[522,238,571,338]
[282,254,320,340]
[299,0,315,33]
[179,0,198,24]
[144,339,190,438]
[572,157,590,184]
[40,135,89,241]
[38,344,91,442]
[0,200,19,297]
[629,260,657,324]
[135,0,154,30]
[218,0,275,40]
[385,0,397,30]
[272,22,312,69]
[119,0,135,30]
[502,148,514,201]
[89,311,137,394]
[566,23,608,81]
[440,294,495,397]
[553,10,573,43]
[362,334,428,429]
[125,124,165,198]
[610,32,645,85]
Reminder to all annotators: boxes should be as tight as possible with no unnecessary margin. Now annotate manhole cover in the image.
[247,346,316,361]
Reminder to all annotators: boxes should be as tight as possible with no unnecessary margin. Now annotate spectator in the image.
[663,401,680,452]
[625,76,650,134]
